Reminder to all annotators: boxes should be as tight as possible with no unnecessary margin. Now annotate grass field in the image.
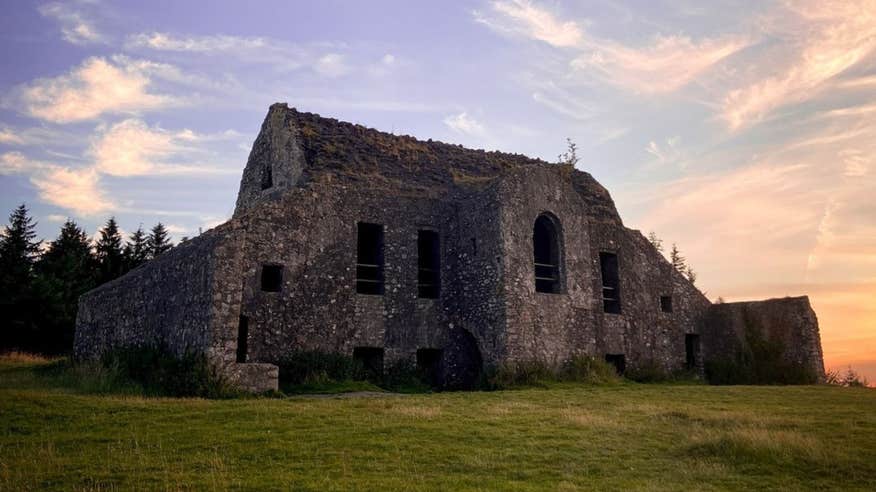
[1,354,875,491]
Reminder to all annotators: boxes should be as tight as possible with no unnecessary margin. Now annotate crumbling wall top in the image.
[233,103,623,223]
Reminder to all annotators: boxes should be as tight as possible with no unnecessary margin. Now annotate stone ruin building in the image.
[74,103,826,391]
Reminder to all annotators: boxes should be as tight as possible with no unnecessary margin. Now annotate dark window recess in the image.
[260,164,273,190]
[685,334,700,370]
[418,230,440,299]
[534,214,561,293]
[235,315,249,363]
[261,264,283,292]
[471,237,477,256]
[605,354,626,375]
[600,252,621,313]
[353,347,384,380]
[356,222,384,295]
[660,295,673,313]
[416,348,443,387]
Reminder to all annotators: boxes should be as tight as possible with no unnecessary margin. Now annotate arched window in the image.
[533,213,562,293]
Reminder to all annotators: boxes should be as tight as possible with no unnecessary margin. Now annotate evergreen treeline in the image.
[0,204,175,355]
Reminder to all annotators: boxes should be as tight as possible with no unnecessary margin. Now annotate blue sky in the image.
[1,0,874,378]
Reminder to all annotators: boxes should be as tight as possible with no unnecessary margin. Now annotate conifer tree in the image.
[95,217,124,283]
[147,222,173,259]
[123,226,149,271]
[35,220,96,352]
[0,204,42,350]
[685,266,697,285]
[647,231,663,253]
[669,243,686,273]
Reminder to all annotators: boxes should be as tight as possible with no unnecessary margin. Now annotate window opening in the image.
[605,354,626,375]
[418,230,440,298]
[534,214,561,293]
[236,315,249,363]
[685,334,700,370]
[356,222,384,295]
[353,347,384,380]
[261,264,283,292]
[261,164,273,190]
[660,295,673,313]
[416,348,443,387]
[600,252,621,313]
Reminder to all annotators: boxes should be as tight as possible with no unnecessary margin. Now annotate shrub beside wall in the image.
[35,346,238,397]
[484,356,621,389]
[275,350,430,393]
[277,350,365,386]
[100,347,237,397]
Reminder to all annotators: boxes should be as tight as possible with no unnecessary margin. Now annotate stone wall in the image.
[74,228,228,360]
[495,165,712,372]
[443,185,507,368]
[700,296,825,381]
[234,104,308,216]
[233,183,459,364]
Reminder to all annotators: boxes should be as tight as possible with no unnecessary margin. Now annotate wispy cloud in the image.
[38,2,105,45]
[9,56,182,123]
[0,127,25,145]
[474,0,582,48]
[571,34,748,94]
[645,137,683,167]
[314,53,350,78]
[126,31,353,76]
[0,124,81,147]
[1,151,113,215]
[31,165,114,215]
[722,0,876,129]
[1,116,243,216]
[90,119,240,176]
[477,0,747,94]
[0,152,37,174]
[126,32,305,70]
[530,82,596,121]
[443,112,486,137]
[45,214,68,223]
[127,32,272,53]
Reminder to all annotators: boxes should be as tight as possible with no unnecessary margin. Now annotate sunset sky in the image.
[1,0,874,381]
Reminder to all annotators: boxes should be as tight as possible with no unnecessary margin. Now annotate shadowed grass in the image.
[1,355,874,490]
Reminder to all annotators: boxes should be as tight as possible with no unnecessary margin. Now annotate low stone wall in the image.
[701,296,825,381]
[73,233,225,361]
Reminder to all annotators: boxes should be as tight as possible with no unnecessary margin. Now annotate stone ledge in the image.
[227,362,279,393]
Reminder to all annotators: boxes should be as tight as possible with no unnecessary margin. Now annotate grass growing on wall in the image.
[705,316,820,385]
[1,353,874,490]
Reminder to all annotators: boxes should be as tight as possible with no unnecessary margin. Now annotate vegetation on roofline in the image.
[647,231,698,285]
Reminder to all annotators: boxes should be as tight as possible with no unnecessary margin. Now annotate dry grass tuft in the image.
[560,407,622,429]
[0,351,57,365]
[390,404,443,419]
[687,426,828,466]
[486,401,540,417]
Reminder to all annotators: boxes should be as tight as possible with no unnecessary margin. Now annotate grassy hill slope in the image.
[1,354,874,491]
